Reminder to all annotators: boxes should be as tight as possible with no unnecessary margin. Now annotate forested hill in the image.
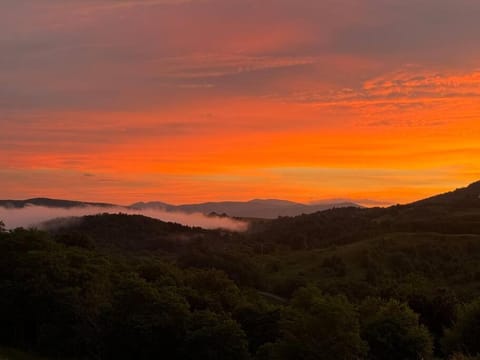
[411,180,480,208]
[254,181,480,250]
[46,213,229,252]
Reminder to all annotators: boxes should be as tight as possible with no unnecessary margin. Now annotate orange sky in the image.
[1,0,480,205]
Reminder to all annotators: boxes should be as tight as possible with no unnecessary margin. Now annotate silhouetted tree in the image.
[264,286,367,360]
[360,298,433,360]
[443,298,480,357]
[101,274,190,360]
[183,310,251,360]
[233,303,281,354]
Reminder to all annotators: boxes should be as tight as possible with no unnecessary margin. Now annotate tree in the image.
[0,229,110,358]
[360,298,433,360]
[443,298,480,356]
[321,255,347,277]
[265,286,367,360]
[233,303,281,354]
[183,311,251,360]
[0,220,5,233]
[55,231,95,250]
[101,274,190,360]
[184,269,242,313]
[408,287,458,356]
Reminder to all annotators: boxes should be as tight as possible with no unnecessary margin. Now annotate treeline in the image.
[0,226,262,359]
[3,220,480,360]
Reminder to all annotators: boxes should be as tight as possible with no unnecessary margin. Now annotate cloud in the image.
[0,205,248,232]
[150,54,316,80]
[288,67,480,103]
[3,0,479,113]
[79,0,208,10]
[276,66,480,127]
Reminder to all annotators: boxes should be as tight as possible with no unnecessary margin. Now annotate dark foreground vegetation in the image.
[3,181,480,359]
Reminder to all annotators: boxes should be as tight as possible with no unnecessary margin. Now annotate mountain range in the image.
[0,197,360,219]
[130,199,360,218]
[2,180,480,221]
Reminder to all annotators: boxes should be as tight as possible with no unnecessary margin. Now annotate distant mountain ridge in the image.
[3,181,480,220]
[0,197,360,219]
[130,199,361,219]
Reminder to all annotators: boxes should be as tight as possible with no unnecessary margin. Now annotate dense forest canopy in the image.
[2,182,480,359]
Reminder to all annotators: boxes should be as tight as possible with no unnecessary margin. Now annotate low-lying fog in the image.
[0,205,249,232]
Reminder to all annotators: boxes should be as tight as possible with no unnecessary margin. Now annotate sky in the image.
[1,0,480,206]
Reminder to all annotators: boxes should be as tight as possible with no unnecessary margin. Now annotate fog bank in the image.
[0,205,248,232]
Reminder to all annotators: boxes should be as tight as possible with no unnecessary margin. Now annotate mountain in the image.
[130,199,360,219]
[0,197,360,220]
[3,181,479,222]
[0,198,115,209]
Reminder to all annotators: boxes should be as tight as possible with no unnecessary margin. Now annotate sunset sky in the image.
[2,0,480,205]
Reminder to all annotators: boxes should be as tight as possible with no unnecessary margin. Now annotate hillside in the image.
[411,180,480,208]
[46,213,226,252]
[252,181,480,250]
